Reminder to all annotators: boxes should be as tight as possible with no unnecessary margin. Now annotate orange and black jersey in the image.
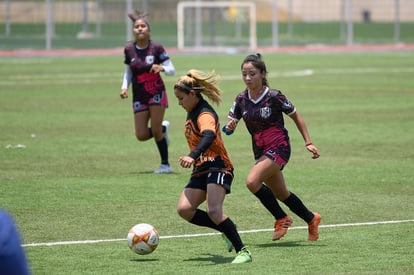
[184,99,233,176]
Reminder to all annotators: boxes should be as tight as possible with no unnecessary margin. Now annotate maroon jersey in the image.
[123,41,170,103]
[228,87,296,163]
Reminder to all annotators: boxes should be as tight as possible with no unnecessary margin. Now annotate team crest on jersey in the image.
[145,55,154,65]
[260,107,271,119]
[282,99,292,110]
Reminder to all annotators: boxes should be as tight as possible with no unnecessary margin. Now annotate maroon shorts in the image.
[262,141,291,170]
[132,90,168,113]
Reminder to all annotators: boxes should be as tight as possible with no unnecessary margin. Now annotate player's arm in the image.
[161,59,175,75]
[222,101,240,135]
[188,130,215,160]
[120,65,132,99]
[179,113,216,168]
[189,113,216,159]
[178,130,215,168]
[289,111,320,159]
[150,59,175,75]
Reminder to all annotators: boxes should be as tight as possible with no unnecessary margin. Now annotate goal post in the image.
[177,1,257,51]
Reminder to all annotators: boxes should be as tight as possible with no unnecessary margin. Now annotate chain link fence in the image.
[0,0,413,51]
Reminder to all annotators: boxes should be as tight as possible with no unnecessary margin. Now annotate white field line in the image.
[2,67,414,86]
[22,219,414,247]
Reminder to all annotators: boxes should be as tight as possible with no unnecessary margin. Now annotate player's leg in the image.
[266,165,320,241]
[206,183,241,253]
[133,110,151,141]
[246,156,291,240]
[206,186,252,264]
[177,188,220,231]
[148,105,165,141]
[149,105,171,173]
[177,188,205,221]
[261,166,293,240]
[205,183,227,224]
[206,174,251,263]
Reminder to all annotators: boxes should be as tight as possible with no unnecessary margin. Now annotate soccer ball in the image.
[127,223,159,255]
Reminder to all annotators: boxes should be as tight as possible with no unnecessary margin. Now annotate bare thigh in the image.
[246,156,290,199]
[134,111,150,141]
[177,188,206,221]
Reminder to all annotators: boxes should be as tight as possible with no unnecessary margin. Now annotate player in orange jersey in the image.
[174,69,252,264]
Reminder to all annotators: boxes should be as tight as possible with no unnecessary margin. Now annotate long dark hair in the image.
[241,53,268,86]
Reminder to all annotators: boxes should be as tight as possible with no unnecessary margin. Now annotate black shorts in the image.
[185,171,233,194]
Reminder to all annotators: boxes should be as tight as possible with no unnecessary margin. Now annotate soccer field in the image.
[0,51,413,274]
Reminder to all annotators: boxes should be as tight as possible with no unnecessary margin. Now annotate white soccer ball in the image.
[127,223,159,255]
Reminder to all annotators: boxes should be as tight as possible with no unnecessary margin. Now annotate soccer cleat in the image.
[154,164,172,174]
[272,215,293,241]
[231,247,252,264]
[308,212,321,241]
[221,233,234,252]
[162,120,170,146]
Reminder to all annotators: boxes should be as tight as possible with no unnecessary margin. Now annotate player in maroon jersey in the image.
[120,10,175,174]
[224,53,321,241]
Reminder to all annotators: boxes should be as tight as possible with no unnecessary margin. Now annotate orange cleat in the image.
[308,212,321,241]
[272,216,293,241]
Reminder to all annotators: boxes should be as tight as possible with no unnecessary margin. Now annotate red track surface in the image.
[1,44,413,57]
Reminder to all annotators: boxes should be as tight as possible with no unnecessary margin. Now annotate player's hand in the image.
[178,156,194,168]
[223,119,237,135]
[306,144,320,159]
[150,64,164,74]
[120,89,128,99]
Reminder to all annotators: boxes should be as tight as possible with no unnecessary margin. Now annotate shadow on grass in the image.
[183,253,233,265]
[253,241,324,248]
[130,257,160,262]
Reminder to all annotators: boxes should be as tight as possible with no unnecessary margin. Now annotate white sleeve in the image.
[121,65,132,90]
[161,59,175,75]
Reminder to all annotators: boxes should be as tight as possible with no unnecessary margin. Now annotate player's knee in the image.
[135,132,147,141]
[151,129,163,141]
[246,177,260,193]
[206,207,222,224]
[176,207,192,221]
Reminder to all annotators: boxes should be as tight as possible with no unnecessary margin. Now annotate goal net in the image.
[177,1,257,51]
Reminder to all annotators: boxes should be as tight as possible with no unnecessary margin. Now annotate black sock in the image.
[254,184,287,219]
[189,209,220,231]
[155,138,169,165]
[218,218,244,253]
[282,192,314,223]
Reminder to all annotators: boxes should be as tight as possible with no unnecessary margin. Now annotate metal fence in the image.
[0,0,413,51]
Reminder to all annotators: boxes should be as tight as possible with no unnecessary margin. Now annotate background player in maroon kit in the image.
[224,53,321,241]
[174,69,252,264]
[120,10,175,174]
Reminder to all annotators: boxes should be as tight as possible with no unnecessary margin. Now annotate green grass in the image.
[0,52,413,274]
